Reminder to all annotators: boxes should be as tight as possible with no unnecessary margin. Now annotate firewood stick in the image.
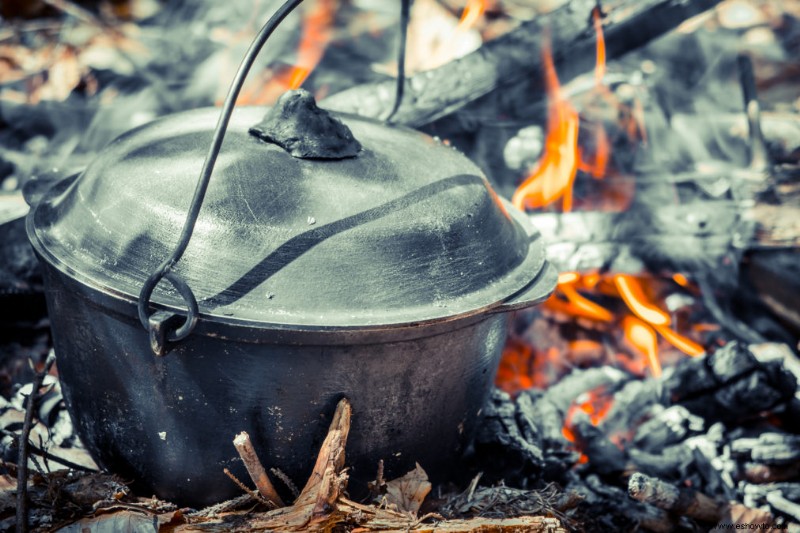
[322,0,724,127]
[628,472,725,523]
[233,431,285,508]
[16,352,56,533]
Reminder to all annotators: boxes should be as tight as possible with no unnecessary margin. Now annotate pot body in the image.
[42,265,509,507]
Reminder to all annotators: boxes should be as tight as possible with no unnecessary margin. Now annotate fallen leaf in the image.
[384,463,431,516]
[57,509,157,533]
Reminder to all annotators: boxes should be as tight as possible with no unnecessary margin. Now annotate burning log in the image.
[322,0,725,127]
[628,472,725,523]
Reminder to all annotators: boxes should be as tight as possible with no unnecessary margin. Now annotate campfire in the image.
[1,0,800,531]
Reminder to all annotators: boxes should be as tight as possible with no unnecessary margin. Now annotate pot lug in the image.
[491,262,557,314]
[148,310,183,356]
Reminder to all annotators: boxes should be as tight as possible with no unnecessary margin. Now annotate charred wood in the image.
[633,406,704,453]
[628,446,695,481]
[599,380,663,442]
[663,341,797,424]
[543,367,628,414]
[573,474,676,533]
[628,472,725,523]
[570,411,628,477]
[765,491,800,524]
[731,433,800,466]
[743,462,800,484]
[470,389,547,483]
[322,0,725,127]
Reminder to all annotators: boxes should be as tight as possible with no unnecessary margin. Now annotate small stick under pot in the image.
[233,431,285,508]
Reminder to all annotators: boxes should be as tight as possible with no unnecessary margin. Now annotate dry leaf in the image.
[384,462,431,515]
[58,509,157,533]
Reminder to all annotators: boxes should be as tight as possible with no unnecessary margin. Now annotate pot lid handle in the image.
[137,0,306,355]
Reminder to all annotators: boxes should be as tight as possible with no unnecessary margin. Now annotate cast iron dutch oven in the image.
[26,2,556,507]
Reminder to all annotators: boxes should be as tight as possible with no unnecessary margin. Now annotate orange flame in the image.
[578,8,611,180]
[593,8,606,86]
[512,43,580,212]
[623,316,662,377]
[653,325,705,357]
[613,274,670,326]
[457,0,487,31]
[288,0,335,90]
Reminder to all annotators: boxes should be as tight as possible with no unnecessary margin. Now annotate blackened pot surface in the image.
[44,267,508,507]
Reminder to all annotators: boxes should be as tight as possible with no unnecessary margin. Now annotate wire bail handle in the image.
[137,0,306,356]
[137,0,411,355]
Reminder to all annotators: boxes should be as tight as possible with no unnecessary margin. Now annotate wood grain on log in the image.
[322,0,725,127]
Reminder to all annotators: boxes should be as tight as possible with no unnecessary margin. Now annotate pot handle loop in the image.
[138,271,199,356]
[136,0,306,355]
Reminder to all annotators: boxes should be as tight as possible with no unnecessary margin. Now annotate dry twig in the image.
[16,351,57,533]
[232,431,284,508]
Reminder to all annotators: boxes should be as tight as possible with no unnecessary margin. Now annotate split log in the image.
[628,472,725,523]
[322,0,725,127]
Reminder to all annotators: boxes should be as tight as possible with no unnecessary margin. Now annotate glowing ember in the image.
[672,273,691,288]
[511,42,580,212]
[623,316,662,377]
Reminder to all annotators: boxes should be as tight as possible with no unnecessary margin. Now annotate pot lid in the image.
[28,106,548,329]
